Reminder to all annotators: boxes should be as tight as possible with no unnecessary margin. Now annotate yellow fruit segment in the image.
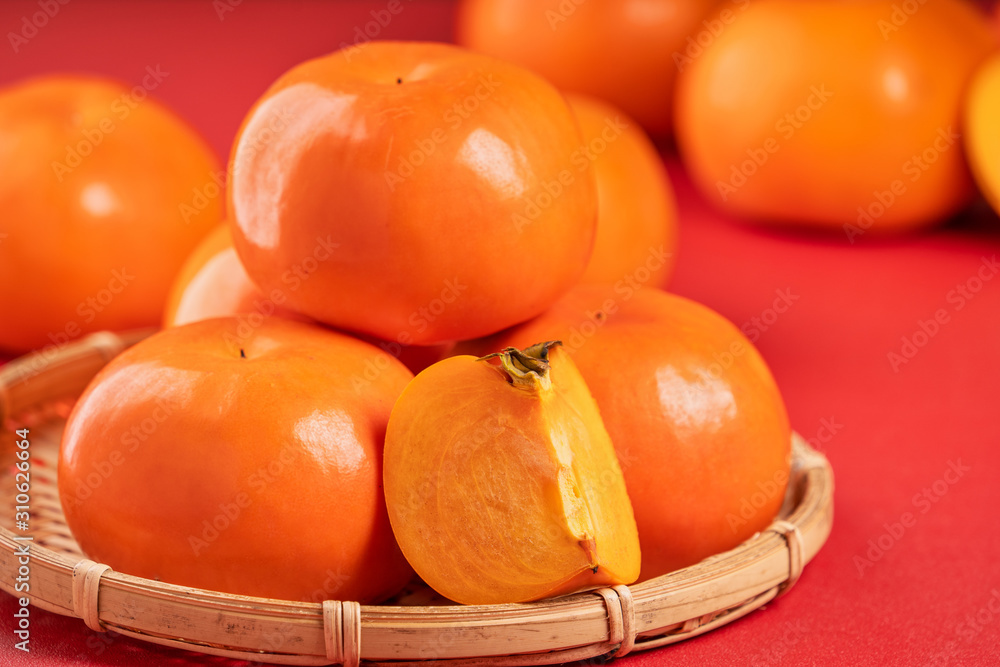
[384,345,640,605]
[966,52,1000,216]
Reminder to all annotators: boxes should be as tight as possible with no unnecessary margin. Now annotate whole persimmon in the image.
[163,225,309,328]
[228,41,597,346]
[460,286,790,580]
[59,317,414,603]
[163,225,450,375]
[567,94,677,288]
[455,0,722,136]
[0,76,221,353]
[674,0,997,235]
[385,342,639,604]
[965,52,1000,217]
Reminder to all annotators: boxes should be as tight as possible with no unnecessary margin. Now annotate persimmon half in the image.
[163,224,449,375]
[455,0,722,136]
[59,317,414,603]
[674,0,997,233]
[228,41,597,346]
[460,286,791,580]
[0,75,221,353]
[965,51,1000,218]
[567,94,677,288]
[384,342,640,604]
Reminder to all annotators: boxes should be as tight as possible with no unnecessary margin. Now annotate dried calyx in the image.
[478,341,562,391]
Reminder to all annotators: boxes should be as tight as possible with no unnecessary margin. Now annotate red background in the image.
[2,1,1000,665]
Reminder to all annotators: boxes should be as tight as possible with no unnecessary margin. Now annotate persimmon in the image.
[384,341,640,604]
[674,0,997,234]
[567,94,677,288]
[0,75,221,353]
[455,0,721,136]
[163,225,449,374]
[228,41,597,346]
[965,52,1000,217]
[163,225,309,328]
[59,317,414,603]
[460,286,790,580]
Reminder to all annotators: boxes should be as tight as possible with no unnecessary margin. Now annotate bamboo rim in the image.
[0,330,834,666]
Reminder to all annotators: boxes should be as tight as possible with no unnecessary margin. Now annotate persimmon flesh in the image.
[460,286,791,580]
[384,342,640,604]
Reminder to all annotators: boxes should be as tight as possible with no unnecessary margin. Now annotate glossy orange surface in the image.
[163,224,451,375]
[455,0,721,136]
[59,317,414,603]
[965,51,1000,218]
[384,343,639,604]
[675,0,997,233]
[461,285,791,580]
[568,94,677,288]
[0,76,221,352]
[163,225,309,328]
[228,41,597,346]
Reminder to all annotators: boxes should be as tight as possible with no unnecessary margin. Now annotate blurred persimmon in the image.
[455,0,722,136]
[460,286,791,580]
[674,0,997,236]
[0,76,221,352]
[965,51,1000,217]
[60,317,414,603]
[164,224,450,374]
[228,41,597,346]
[567,94,677,288]
[164,225,309,328]
[384,341,639,604]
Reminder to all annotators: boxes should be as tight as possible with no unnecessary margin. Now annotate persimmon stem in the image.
[478,341,562,392]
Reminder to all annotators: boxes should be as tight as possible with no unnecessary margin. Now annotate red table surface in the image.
[2,1,1000,665]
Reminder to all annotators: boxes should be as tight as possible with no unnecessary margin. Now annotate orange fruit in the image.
[59,317,414,603]
[455,0,722,136]
[674,0,997,234]
[228,41,597,346]
[461,286,790,580]
[567,94,677,288]
[0,75,221,352]
[965,51,1000,217]
[384,342,639,603]
[163,224,310,328]
[163,224,450,375]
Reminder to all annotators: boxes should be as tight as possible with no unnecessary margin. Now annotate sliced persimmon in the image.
[384,342,639,604]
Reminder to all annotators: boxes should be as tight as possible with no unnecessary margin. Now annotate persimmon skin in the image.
[384,345,640,604]
[567,94,677,288]
[461,286,791,580]
[228,41,597,346]
[455,0,721,136]
[0,76,221,353]
[59,317,414,603]
[674,0,997,232]
[163,225,309,328]
[964,52,1000,218]
[163,225,449,375]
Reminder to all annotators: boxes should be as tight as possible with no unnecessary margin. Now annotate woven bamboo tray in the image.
[0,330,833,666]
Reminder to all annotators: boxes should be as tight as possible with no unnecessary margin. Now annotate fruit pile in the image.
[42,40,788,606]
[2,0,996,607]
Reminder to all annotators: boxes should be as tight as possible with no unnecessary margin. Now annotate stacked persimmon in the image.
[53,41,788,605]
